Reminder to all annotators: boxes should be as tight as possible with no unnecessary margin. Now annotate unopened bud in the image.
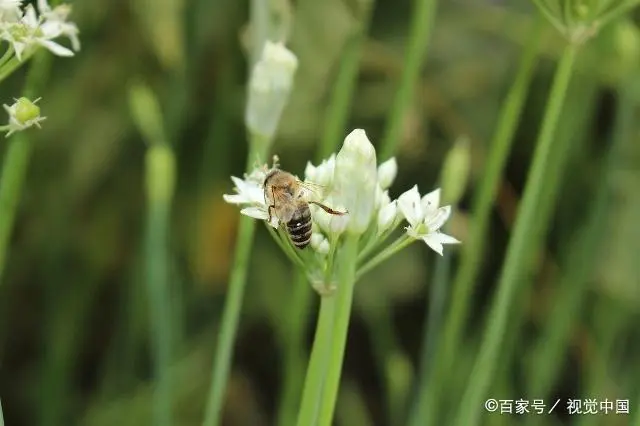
[377,200,398,235]
[245,41,298,142]
[333,129,377,234]
[377,157,397,190]
[440,136,470,205]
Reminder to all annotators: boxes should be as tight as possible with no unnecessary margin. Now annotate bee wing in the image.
[298,180,327,200]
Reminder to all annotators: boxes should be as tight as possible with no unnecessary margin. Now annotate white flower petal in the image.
[38,39,74,57]
[436,232,460,245]
[425,206,451,233]
[397,185,423,227]
[222,194,246,204]
[421,188,441,215]
[304,161,317,182]
[240,206,268,221]
[422,233,444,256]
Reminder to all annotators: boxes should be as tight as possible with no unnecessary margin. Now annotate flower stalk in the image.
[454,41,579,426]
[203,38,298,426]
[317,233,359,426]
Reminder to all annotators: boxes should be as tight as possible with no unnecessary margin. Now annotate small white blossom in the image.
[398,186,459,255]
[1,4,74,60]
[37,0,80,51]
[222,166,279,228]
[245,41,298,140]
[333,129,377,234]
[3,96,46,136]
[377,157,397,190]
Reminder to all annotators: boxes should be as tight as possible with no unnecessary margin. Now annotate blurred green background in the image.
[0,0,639,425]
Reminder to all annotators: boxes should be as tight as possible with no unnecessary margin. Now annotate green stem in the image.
[356,235,413,279]
[202,215,257,426]
[523,76,626,426]
[317,2,374,159]
[317,234,359,426]
[145,145,176,426]
[296,296,336,426]
[0,47,14,71]
[0,55,30,84]
[414,19,543,426]
[379,0,438,160]
[202,134,268,426]
[407,224,451,426]
[276,269,314,426]
[453,42,579,426]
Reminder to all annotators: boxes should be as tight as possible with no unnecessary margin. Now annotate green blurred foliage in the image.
[0,0,638,425]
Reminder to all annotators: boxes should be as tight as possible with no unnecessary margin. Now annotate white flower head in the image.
[0,4,75,61]
[245,41,298,140]
[333,129,377,234]
[222,164,279,228]
[38,0,80,51]
[398,186,459,255]
[3,96,46,136]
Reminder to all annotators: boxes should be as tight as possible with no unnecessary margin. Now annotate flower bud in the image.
[310,233,330,254]
[440,136,470,206]
[333,129,378,234]
[245,41,298,142]
[377,200,397,235]
[377,157,397,190]
[312,154,336,187]
[14,97,40,124]
[3,96,46,136]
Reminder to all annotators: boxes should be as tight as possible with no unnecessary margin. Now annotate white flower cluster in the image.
[0,0,79,61]
[224,129,460,274]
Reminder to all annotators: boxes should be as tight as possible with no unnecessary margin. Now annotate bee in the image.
[263,168,347,249]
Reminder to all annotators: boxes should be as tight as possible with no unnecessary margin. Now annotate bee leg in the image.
[308,201,348,216]
[267,204,276,223]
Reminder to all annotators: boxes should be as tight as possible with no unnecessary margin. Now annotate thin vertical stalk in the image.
[454,42,579,426]
[201,140,266,426]
[407,224,450,426]
[414,19,543,426]
[523,79,629,426]
[296,296,337,426]
[317,234,359,426]
[318,1,374,159]
[145,145,176,426]
[276,269,314,426]
[379,0,438,160]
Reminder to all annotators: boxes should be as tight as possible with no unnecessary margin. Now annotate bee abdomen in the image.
[287,208,312,249]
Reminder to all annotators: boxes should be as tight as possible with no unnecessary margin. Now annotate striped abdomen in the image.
[286,205,312,249]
